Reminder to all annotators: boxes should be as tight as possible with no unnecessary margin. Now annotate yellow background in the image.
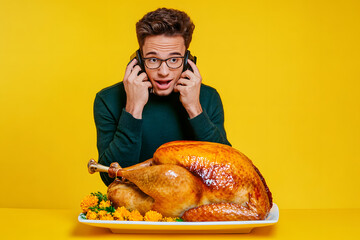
[0,0,359,211]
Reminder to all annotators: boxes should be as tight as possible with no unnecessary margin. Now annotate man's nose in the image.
[158,61,170,76]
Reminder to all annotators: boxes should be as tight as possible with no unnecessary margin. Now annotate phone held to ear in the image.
[128,49,197,94]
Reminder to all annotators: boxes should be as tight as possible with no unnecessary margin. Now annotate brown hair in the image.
[136,8,195,50]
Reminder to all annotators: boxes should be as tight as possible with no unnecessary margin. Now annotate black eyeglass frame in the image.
[142,56,185,69]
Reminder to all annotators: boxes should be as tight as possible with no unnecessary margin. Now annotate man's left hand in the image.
[174,60,203,118]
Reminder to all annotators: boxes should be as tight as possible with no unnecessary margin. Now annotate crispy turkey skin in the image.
[107,141,272,221]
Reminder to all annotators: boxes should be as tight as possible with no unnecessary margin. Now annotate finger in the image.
[127,58,137,67]
[128,65,142,81]
[176,78,191,86]
[143,81,152,89]
[181,70,196,80]
[137,72,148,82]
[173,84,185,93]
[124,59,138,79]
[187,59,201,77]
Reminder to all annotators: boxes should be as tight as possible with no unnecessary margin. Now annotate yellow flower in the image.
[80,195,99,213]
[162,217,176,222]
[97,210,108,217]
[99,213,114,220]
[144,210,163,222]
[128,209,143,221]
[86,210,98,220]
[99,200,111,209]
[113,206,131,221]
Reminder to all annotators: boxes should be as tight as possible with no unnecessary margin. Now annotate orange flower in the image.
[144,210,163,222]
[86,210,98,220]
[162,217,176,222]
[128,209,143,221]
[113,206,131,221]
[97,210,107,217]
[99,213,114,220]
[80,195,99,213]
[99,200,111,209]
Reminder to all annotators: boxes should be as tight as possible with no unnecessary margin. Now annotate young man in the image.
[94,8,231,186]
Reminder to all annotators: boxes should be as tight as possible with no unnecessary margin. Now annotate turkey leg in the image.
[87,159,154,177]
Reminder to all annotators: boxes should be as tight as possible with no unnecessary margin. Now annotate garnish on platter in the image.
[80,192,182,222]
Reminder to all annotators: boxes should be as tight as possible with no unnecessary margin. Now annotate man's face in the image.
[142,35,186,96]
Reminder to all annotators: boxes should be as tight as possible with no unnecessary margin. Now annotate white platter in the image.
[78,203,279,234]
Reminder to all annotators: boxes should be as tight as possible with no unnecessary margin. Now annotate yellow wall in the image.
[0,0,359,210]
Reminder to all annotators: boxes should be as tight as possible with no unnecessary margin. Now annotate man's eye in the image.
[149,58,158,63]
[169,58,179,63]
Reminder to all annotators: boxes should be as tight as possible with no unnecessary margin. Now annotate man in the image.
[94,8,231,186]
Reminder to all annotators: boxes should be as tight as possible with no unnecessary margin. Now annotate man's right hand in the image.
[124,59,152,119]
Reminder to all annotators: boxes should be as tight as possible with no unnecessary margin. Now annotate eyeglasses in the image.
[143,57,184,69]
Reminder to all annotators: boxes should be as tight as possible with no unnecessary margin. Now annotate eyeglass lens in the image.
[144,57,184,69]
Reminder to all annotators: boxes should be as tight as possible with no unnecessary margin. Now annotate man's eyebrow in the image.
[144,52,182,57]
[144,51,157,56]
[168,52,182,56]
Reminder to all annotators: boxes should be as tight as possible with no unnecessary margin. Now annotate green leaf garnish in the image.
[91,191,108,203]
[105,205,116,213]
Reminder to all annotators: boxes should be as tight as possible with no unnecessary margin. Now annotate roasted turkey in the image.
[106,141,272,221]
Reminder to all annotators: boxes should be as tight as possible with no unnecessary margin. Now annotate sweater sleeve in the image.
[94,94,143,186]
[189,89,231,146]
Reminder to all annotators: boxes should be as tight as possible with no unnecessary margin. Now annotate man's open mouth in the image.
[154,80,172,90]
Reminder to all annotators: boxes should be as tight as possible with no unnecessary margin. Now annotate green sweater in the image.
[94,82,231,186]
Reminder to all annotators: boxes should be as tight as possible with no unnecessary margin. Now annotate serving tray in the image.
[78,203,279,233]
